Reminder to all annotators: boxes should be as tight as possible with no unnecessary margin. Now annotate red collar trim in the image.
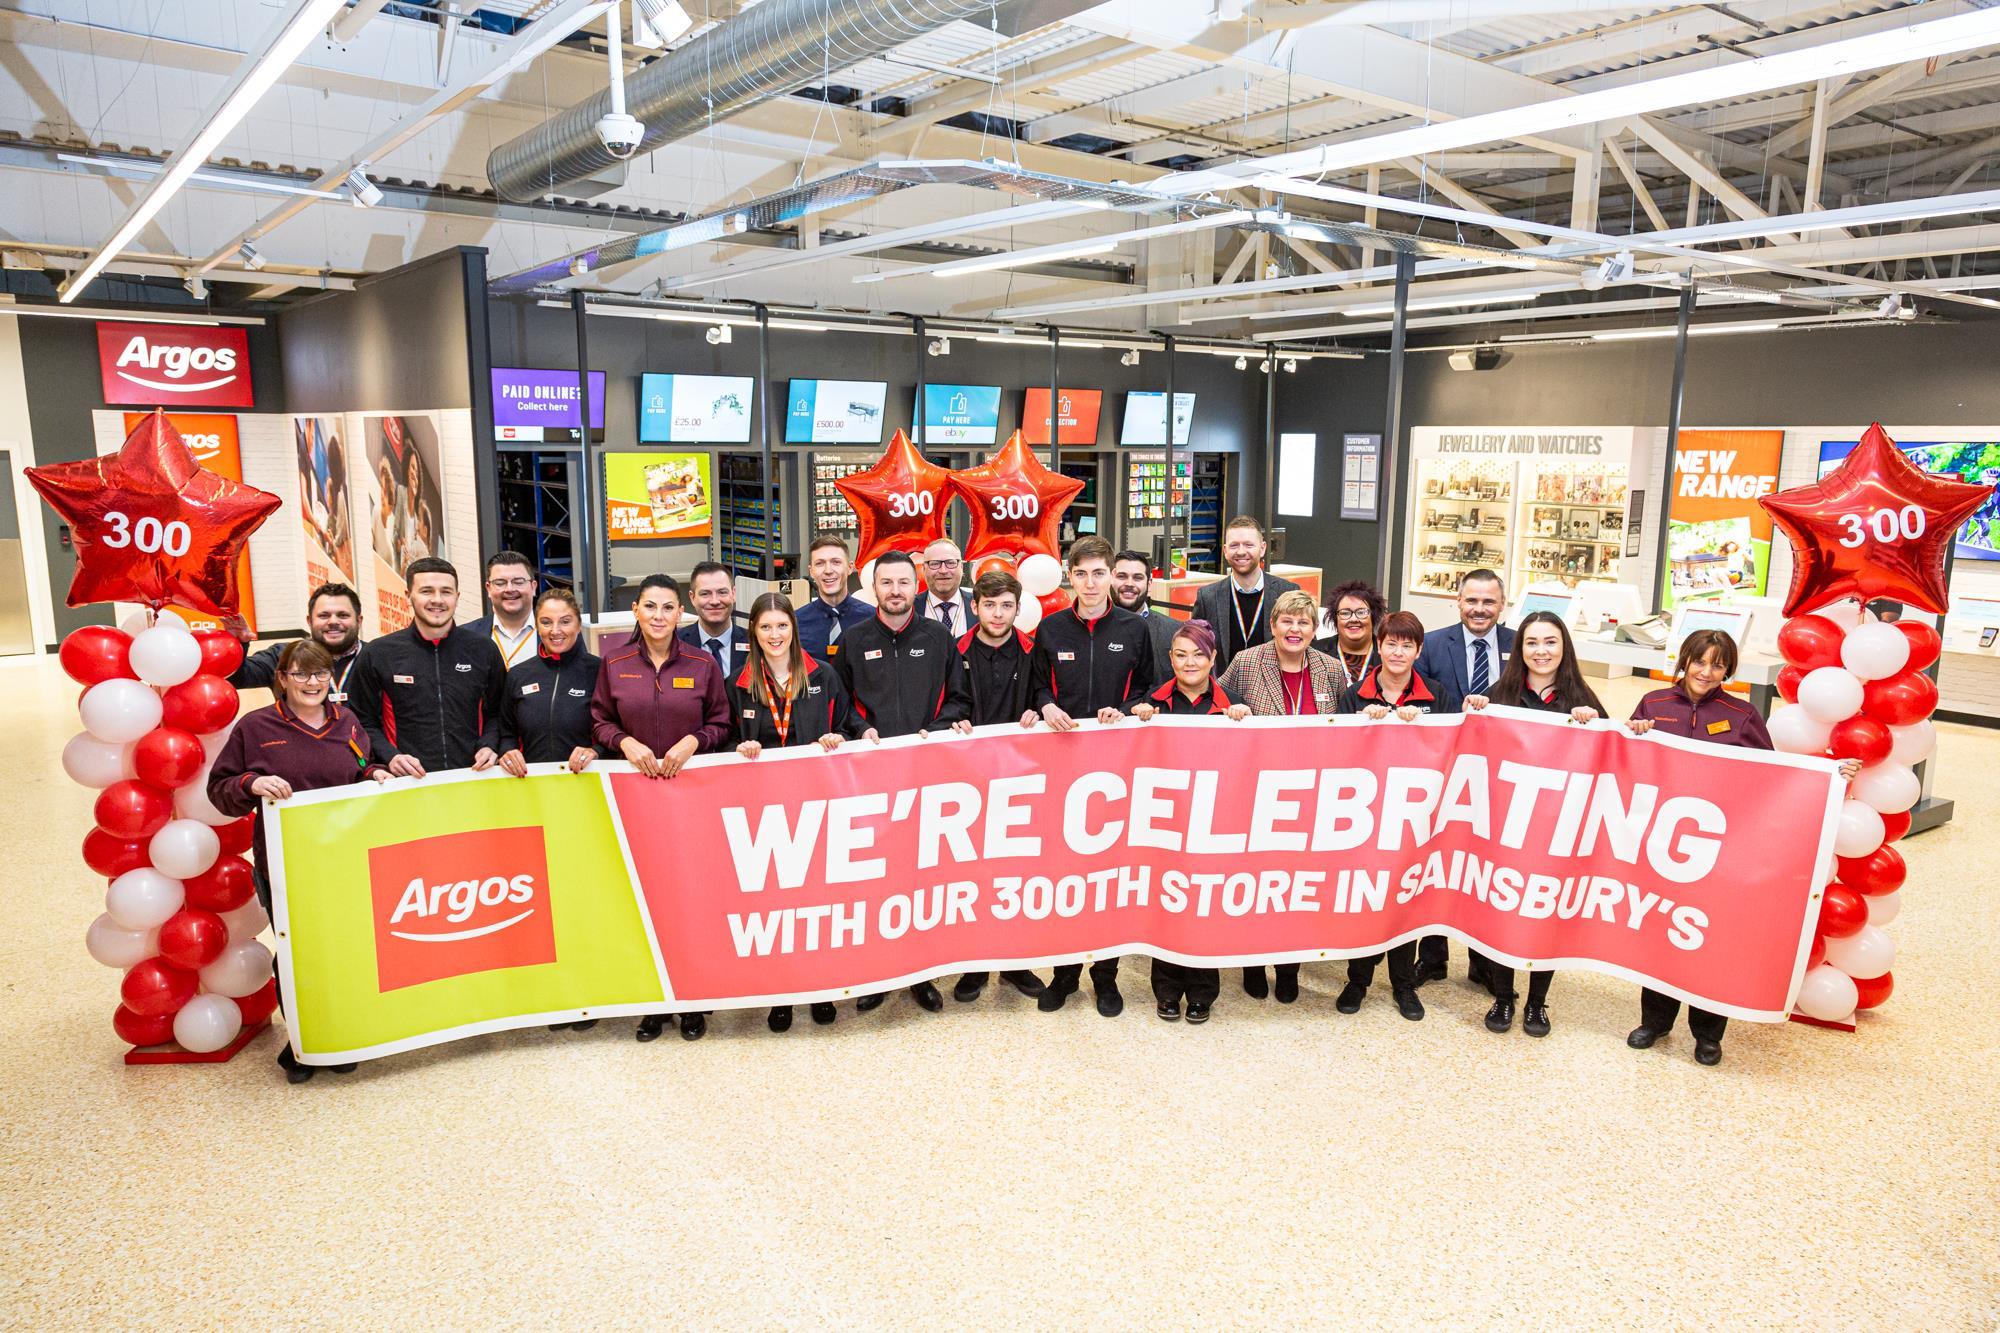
[1359,668,1435,705]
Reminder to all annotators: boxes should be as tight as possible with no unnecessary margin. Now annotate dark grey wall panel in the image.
[279,250,473,414]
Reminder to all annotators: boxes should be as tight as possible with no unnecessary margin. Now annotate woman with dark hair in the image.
[1140,619,1248,1022]
[729,591,855,1033]
[1316,579,1388,682]
[592,571,731,1042]
[1462,609,1606,1037]
[208,639,389,1083]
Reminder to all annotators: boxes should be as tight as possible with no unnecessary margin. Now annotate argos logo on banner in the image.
[367,826,557,991]
[97,323,254,407]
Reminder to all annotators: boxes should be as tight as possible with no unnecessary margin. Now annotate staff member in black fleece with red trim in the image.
[347,557,508,778]
[834,549,972,1015]
[1027,535,1158,1018]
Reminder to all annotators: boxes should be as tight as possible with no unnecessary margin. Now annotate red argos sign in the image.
[97,322,254,408]
[368,826,559,993]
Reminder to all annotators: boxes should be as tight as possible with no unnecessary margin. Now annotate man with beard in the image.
[1112,549,1177,685]
[466,550,540,671]
[1192,516,1300,672]
[348,557,508,777]
[229,583,365,705]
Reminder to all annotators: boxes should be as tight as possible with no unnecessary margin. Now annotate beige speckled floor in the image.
[3,655,1996,1328]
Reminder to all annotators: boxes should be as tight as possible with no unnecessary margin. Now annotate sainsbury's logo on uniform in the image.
[96,323,254,408]
[367,826,557,991]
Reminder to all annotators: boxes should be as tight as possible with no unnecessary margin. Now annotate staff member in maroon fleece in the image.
[592,572,731,1043]
[208,639,388,1083]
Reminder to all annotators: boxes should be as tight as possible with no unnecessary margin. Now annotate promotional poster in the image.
[1662,429,1783,609]
[292,415,356,591]
[359,413,445,633]
[603,451,713,540]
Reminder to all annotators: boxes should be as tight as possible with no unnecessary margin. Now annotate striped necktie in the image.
[1470,638,1491,696]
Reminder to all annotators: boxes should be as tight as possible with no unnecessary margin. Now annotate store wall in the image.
[1275,353,1391,591]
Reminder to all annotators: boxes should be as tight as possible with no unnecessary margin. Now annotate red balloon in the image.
[832,430,955,566]
[1760,423,1991,616]
[1853,971,1894,1009]
[972,555,1017,582]
[184,855,256,912]
[193,629,244,678]
[216,815,254,856]
[160,673,238,734]
[949,431,1086,561]
[82,827,151,878]
[119,957,197,1018]
[132,726,206,790]
[1862,669,1938,727]
[93,779,173,840]
[1807,933,1827,969]
[1837,843,1907,897]
[112,1003,176,1047]
[1776,615,1845,671]
[23,412,281,614]
[1880,810,1913,843]
[156,908,228,970]
[1776,665,1806,704]
[1817,885,1869,940]
[1893,620,1942,672]
[236,978,280,1027]
[1039,589,1071,619]
[1828,716,1893,765]
[59,626,133,686]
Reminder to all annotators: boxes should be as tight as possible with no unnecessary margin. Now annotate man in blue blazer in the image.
[1410,567,1514,989]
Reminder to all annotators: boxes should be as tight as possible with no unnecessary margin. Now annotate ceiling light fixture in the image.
[1340,290,1544,318]
[1233,355,1248,370]
[1121,349,1141,366]
[910,210,1251,282]
[236,242,264,271]
[345,164,383,208]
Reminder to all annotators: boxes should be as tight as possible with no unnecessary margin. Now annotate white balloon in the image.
[171,993,244,1053]
[62,732,134,788]
[149,819,220,879]
[1014,595,1043,633]
[1795,963,1860,1022]
[1798,667,1864,723]
[85,913,157,968]
[1886,720,1936,766]
[78,678,163,744]
[105,868,184,931]
[200,725,235,758]
[199,938,272,998]
[129,624,201,688]
[173,767,233,826]
[1839,621,1911,681]
[1833,799,1886,857]
[858,560,877,589]
[1851,762,1920,815]
[222,897,269,944]
[1816,599,1868,629]
[1768,705,1833,755]
[1865,889,1902,926]
[1824,923,1895,980]
[120,607,189,636]
[1018,553,1062,598]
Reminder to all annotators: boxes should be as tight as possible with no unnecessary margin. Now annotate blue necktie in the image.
[707,637,727,676]
[1470,638,1490,696]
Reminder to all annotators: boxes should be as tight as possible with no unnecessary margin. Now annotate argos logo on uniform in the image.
[367,826,557,991]
[96,323,254,407]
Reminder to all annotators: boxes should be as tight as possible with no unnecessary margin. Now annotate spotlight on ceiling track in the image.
[183,273,207,301]
[705,324,732,345]
[1233,355,1248,370]
[632,0,694,47]
[1120,349,1140,366]
[1282,357,1297,373]
[569,256,590,278]
[345,164,383,209]
[236,242,264,271]
[1877,293,1918,321]
[928,337,951,356]
[1579,251,1635,292]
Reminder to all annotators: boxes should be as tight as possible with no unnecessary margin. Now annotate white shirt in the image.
[490,616,538,669]
[697,624,739,666]
[923,591,966,635]
[1462,625,1504,689]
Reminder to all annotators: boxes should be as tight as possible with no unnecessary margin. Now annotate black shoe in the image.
[1693,1039,1722,1066]
[1157,999,1181,1021]
[1412,960,1446,988]
[952,975,985,1003]
[636,1015,667,1042]
[571,1019,597,1032]
[1185,1001,1211,1024]
[810,1002,837,1025]
[1522,1003,1550,1037]
[277,1048,314,1084]
[1095,980,1124,1018]
[1000,970,1046,997]
[1335,982,1366,1014]
[1243,968,1269,1000]
[1038,985,1068,1013]
[1274,970,1299,1004]
[1394,987,1425,1021]
[911,981,944,1012]
[1627,1025,1663,1050]
[330,1063,357,1074]
[546,1021,573,1031]
[1485,999,1515,1033]
[768,1006,793,1033]
[855,993,885,1012]
[680,1013,706,1041]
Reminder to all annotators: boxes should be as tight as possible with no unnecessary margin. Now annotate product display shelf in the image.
[717,453,782,577]
[1411,458,1514,597]
[498,450,575,590]
[1186,455,1226,572]
[808,450,870,540]
[1517,465,1632,589]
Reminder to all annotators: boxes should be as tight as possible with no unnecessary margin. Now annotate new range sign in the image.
[97,323,254,408]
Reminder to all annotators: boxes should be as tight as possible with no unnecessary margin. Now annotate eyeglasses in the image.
[487,577,535,590]
[924,559,960,570]
[286,670,333,683]
[1336,609,1373,622]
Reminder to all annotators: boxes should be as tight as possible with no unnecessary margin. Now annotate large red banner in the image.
[612,707,1842,1021]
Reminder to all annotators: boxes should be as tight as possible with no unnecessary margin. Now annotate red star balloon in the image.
[833,429,954,566]
[27,410,281,614]
[949,430,1085,561]
[1760,422,1991,616]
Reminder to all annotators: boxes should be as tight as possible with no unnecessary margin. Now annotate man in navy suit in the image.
[1411,567,1514,989]
[679,560,753,680]
[919,538,975,638]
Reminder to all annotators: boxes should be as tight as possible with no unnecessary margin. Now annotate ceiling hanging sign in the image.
[96,323,254,408]
[490,367,606,442]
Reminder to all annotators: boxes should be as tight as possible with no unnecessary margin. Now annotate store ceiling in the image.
[7,0,2000,350]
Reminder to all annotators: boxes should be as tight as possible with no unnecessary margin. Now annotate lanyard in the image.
[1282,669,1310,715]
[330,653,357,700]
[764,666,797,745]
[1232,584,1265,647]
[492,624,534,668]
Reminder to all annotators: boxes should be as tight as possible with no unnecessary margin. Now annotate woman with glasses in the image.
[1315,580,1387,684]
[208,639,390,1084]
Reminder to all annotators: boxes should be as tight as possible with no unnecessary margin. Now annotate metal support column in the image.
[1046,324,1062,471]
[756,303,774,582]
[1377,254,1414,597]
[570,289,598,616]
[1650,278,1697,615]
[1163,332,1178,571]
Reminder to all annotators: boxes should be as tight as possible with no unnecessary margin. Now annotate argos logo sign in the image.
[368,826,557,991]
[97,323,253,407]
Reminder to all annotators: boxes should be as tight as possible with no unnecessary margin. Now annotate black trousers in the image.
[1151,960,1220,1007]
[1480,955,1552,1005]
[1418,934,1448,971]
[1243,963,1299,988]
[1346,942,1417,991]
[1641,988,1727,1043]
[1051,959,1120,992]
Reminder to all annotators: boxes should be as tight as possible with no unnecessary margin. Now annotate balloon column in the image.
[1760,423,1987,1027]
[30,412,281,1058]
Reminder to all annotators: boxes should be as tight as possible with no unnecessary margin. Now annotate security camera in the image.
[1120,349,1140,366]
[596,111,645,159]
[705,324,732,345]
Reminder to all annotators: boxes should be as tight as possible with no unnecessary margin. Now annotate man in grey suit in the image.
[1410,566,1516,989]
[1192,515,1300,672]
[919,538,975,638]
[1113,549,1179,684]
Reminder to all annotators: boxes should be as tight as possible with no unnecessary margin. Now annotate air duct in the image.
[487,0,1024,203]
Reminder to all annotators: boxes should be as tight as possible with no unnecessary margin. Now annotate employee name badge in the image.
[329,691,347,703]
[1706,719,1731,735]
[743,708,757,719]
[672,676,695,688]
[909,647,925,657]
[1108,642,1125,653]
[864,649,883,661]
[1058,651,1076,662]
[392,674,415,684]
[520,682,541,695]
